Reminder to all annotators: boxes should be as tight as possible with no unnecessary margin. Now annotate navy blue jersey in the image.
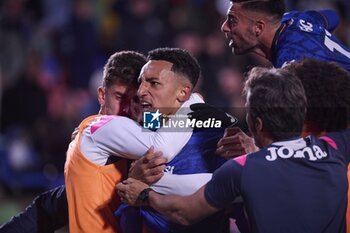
[116,129,228,233]
[166,129,226,174]
[272,10,350,72]
[205,129,350,233]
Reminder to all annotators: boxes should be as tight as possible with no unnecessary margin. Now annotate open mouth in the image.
[140,101,153,112]
[229,39,234,48]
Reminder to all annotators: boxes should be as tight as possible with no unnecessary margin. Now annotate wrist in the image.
[138,187,153,206]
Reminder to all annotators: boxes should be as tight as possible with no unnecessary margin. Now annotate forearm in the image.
[148,191,197,225]
[91,116,192,161]
[0,185,68,233]
[147,186,218,225]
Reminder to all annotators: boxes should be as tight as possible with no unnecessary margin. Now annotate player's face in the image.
[98,83,140,119]
[221,3,258,55]
[137,60,186,115]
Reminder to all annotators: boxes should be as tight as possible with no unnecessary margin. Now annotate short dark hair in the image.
[147,47,200,88]
[231,0,285,22]
[244,67,306,141]
[103,51,146,89]
[285,58,350,133]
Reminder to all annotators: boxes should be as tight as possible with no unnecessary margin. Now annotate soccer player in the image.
[0,50,148,233]
[65,47,234,233]
[117,66,350,233]
[222,0,350,71]
[1,48,234,233]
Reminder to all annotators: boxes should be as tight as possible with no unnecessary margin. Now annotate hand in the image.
[116,178,149,206]
[71,127,79,141]
[129,146,167,185]
[216,127,259,159]
[188,103,238,130]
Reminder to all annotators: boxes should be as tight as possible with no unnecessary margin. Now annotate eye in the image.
[228,15,237,27]
[150,81,160,86]
[114,94,124,101]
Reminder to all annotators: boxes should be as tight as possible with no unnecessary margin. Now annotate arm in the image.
[128,147,212,196]
[216,127,259,159]
[117,159,243,225]
[148,186,218,225]
[89,94,203,161]
[150,173,212,196]
[88,116,192,161]
[0,185,68,233]
[117,178,219,225]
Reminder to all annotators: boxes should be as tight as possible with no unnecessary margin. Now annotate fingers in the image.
[217,128,249,159]
[223,127,243,137]
[116,179,150,206]
[116,181,126,192]
[146,154,167,168]
[144,172,164,184]
[149,164,166,176]
[142,146,155,163]
[217,135,241,147]
[217,129,258,159]
[216,147,246,159]
[128,148,167,184]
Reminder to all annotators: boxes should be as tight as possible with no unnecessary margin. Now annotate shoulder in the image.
[283,10,339,32]
[86,115,139,134]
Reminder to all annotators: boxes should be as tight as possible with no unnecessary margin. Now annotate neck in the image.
[260,137,273,147]
[254,22,281,61]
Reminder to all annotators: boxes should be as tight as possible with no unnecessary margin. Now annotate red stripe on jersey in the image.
[233,154,248,166]
[319,136,338,150]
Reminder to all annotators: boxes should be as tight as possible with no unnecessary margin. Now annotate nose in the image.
[221,19,230,33]
[137,81,148,98]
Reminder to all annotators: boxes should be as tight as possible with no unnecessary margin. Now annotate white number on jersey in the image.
[299,19,313,32]
[324,30,350,59]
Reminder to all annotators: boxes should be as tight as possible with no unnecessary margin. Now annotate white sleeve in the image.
[150,173,212,196]
[90,93,204,161]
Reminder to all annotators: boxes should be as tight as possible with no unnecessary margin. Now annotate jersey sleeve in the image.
[150,173,212,196]
[323,128,350,163]
[317,9,340,32]
[90,116,192,161]
[283,10,339,32]
[204,159,243,209]
[88,93,203,161]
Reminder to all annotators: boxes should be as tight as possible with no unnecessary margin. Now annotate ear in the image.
[255,19,265,37]
[255,117,263,132]
[177,84,192,102]
[97,86,105,107]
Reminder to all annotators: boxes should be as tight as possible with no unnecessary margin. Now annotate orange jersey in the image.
[65,115,127,233]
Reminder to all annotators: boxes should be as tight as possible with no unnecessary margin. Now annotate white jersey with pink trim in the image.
[79,93,203,166]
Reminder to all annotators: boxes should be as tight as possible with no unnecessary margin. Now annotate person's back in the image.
[65,115,127,233]
[203,66,350,233]
[228,133,348,232]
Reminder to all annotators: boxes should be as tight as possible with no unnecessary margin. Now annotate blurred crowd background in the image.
[0,0,349,226]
